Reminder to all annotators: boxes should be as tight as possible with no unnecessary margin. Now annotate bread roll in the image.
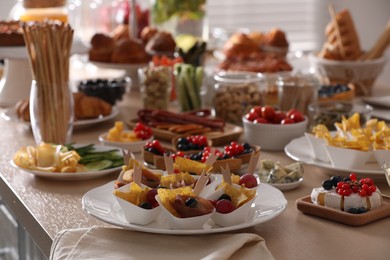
[111,38,150,64]
[222,33,259,58]
[140,26,158,44]
[145,31,176,53]
[88,33,115,62]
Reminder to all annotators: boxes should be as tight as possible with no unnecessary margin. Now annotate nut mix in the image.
[139,66,171,109]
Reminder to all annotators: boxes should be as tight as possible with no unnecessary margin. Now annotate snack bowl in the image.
[99,133,153,153]
[242,116,308,151]
[113,183,161,225]
[373,150,390,167]
[309,54,387,96]
[323,144,372,169]
[207,184,257,227]
[155,194,215,230]
[304,133,330,162]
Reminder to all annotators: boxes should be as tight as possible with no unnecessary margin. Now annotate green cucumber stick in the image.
[182,65,201,109]
[175,64,190,111]
[195,66,203,94]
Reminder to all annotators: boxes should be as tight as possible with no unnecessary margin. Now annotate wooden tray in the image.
[296,195,390,226]
[128,120,243,147]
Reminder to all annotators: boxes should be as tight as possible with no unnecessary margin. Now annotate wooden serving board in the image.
[296,195,390,226]
[128,120,243,146]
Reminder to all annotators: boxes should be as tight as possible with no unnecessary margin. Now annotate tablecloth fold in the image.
[50,226,274,260]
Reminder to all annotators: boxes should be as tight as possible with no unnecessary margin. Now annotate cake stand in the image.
[0,41,89,107]
[0,46,31,107]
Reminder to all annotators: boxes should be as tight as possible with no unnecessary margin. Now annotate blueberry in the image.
[185,197,198,208]
[322,179,333,190]
[331,176,342,186]
[139,202,152,209]
[177,143,189,151]
[177,137,188,145]
[357,207,367,214]
[343,176,351,182]
[243,143,251,150]
[347,208,359,214]
[218,194,231,201]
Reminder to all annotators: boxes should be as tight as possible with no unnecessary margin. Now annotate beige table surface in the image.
[1,88,390,260]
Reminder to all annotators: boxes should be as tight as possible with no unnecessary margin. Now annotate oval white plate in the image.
[10,144,123,181]
[284,136,383,176]
[98,133,152,153]
[82,180,287,234]
[1,106,119,130]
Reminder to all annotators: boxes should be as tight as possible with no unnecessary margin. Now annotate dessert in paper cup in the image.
[208,183,257,227]
[113,182,161,225]
[156,186,215,230]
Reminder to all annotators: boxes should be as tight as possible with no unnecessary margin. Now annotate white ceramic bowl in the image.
[99,133,152,153]
[114,183,161,225]
[207,184,257,227]
[304,133,330,162]
[373,150,390,167]
[323,144,372,169]
[309,54,387,96]
[155,196,214,230]
[242,116,308,151]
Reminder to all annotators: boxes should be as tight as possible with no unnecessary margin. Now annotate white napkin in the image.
[50,226,275,260]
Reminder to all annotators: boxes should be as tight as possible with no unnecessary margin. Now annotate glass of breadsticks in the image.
[23,21,74,145]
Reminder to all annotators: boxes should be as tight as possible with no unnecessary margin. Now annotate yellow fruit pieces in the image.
[13,142,82,172]
[114,182,150,206]
[312,113,390,150]
[106,121,140,142]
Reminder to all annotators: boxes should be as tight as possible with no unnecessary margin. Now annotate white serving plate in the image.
[1,106,119,130]
[82,181,287,235]
[267,178,303,191]
[284,136,383,176]
[11,144,123,181]
[99,133,152,153]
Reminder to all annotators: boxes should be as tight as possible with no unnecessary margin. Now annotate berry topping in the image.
[322,174,377,197]
[139,202,153,209]
[239,174,258,188]
[185,197,198,208]
[134,122,152,140]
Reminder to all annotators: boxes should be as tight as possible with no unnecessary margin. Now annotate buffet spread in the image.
[0,2,390,259]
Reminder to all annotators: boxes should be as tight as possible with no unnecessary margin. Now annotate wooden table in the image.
[1,89,390,260]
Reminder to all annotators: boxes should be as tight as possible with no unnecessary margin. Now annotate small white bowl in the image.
[304,133,330,162]
[373,150,390,167]
[242,116,308,151]
[207,184,257,227]
[99,133,152,153]
[323,144,372,169]
[114,183,161,225]
[155,196,214,230]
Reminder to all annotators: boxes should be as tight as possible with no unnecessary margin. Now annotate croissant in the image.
[15,93,112,122]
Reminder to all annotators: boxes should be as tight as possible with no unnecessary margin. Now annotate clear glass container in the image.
[213,72,264,125]
[150,0,208,42]
[15,0,68,22]
[277,73,319,115]
[30,80,74,145]
[307,101,373,131]
[138,65,171,110]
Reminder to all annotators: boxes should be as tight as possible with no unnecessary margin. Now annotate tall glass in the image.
[30,80,74,145]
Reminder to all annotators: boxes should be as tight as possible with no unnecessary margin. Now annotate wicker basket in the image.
[309,54,387,96]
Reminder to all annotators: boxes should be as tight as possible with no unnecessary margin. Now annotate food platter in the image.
[1,106,119,130]
[128,120,243,147]
[82,181,287,235]
[284,135,383,175]
[10,144,123,181]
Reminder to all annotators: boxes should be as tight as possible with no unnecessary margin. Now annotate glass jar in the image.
[30,80,74,145]
[213,72,264,125]
[277,73,319,115]
[18,0,68,22]
[150,0,208,42]
[138,65,171,110]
